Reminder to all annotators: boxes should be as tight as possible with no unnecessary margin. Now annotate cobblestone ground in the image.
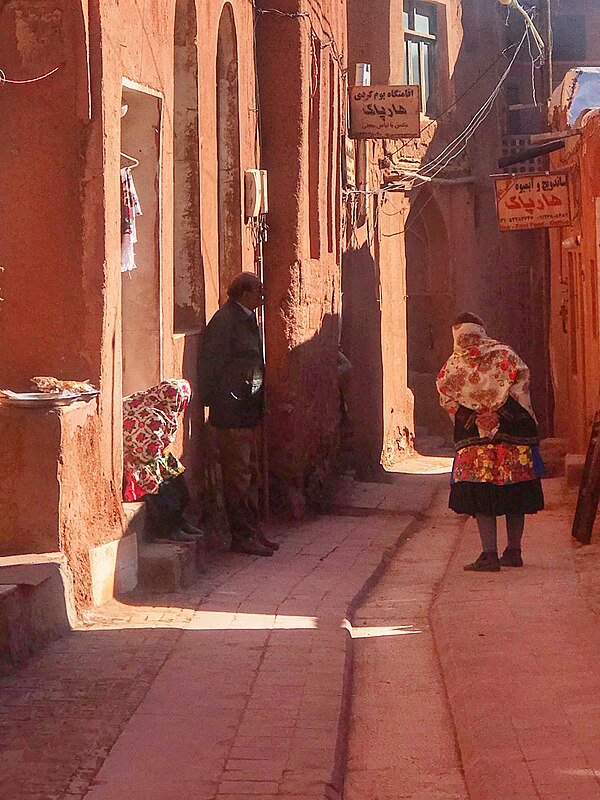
[347,476,600,800]
[0,585,211,799]
[0,484,432,800]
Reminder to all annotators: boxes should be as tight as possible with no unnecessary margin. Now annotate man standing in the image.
[199,272,278,557]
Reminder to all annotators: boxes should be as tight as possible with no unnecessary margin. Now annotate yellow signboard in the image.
[349,85,421,139]
[494,172,573,231]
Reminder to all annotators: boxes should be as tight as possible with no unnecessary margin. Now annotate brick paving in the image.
[347,475,600,800]
[6,467,597,800]
[432,477,600,800]
[345,484,468,800]
[0,486,429,800]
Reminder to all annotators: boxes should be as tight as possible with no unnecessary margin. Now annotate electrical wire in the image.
[373,23,531,193]
[0,65,60,85]
[385,39,520,162]
[414,28,529,180]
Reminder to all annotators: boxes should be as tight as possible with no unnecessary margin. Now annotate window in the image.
[403,1,437,116]
[552,15,586,62]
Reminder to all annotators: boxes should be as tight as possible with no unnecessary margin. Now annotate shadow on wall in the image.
[341,242,385,481]
[181,333,229,547]
[266,312,342,519]
[405,189,455,440]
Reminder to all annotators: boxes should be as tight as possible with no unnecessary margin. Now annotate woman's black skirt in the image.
[449,478,544,517]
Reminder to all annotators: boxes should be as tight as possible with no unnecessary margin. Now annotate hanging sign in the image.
[349,85,421,139]
[494,171,573,231]
[344,136,356,188]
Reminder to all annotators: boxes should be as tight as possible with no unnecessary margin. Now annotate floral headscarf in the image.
[122,379,191,501]
[436,323,535,437]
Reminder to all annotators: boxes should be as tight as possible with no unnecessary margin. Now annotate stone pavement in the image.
[347,475,600,800]
[5,465,600,800]
[345,484,468,800]
[0,469,440,800]
[433,477,600,800]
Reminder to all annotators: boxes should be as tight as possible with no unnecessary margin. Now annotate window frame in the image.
[403,0,438,117]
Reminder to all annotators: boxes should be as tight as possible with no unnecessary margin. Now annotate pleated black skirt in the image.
[449,478,544,517]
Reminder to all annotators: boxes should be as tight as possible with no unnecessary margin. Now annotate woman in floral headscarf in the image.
[123,379,203,542]
[437,313,544,572]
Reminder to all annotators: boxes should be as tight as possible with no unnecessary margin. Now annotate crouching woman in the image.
[122,379,203,542]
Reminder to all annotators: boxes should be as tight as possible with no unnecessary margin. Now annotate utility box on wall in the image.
[244,169,268,219]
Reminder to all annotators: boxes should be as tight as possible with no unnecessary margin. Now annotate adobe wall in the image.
[400,0,549,438]
[0,2,121,604]
[549,115,600,453]
[255,0,346,514]
[0,0,259,605]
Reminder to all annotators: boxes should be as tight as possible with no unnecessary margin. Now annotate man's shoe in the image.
[464,551,501,572]
[231,537,273,557]
[162,528,198,543]
[257,531,280,551]
[500,547,523,567]
[182,521,205,537]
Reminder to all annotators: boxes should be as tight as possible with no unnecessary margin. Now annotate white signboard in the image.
[349,85,421,139]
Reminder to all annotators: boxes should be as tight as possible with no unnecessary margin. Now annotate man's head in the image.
[227,272,265,311]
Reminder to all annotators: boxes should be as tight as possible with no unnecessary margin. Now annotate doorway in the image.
[120,85,162,396]
[405,191,453,437]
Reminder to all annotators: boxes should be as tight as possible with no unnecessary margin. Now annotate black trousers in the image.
[144,474,189,539]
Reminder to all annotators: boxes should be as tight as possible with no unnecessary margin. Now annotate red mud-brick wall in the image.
[0,0,261,605]
[255,0,346,515]
[549,113,600,453]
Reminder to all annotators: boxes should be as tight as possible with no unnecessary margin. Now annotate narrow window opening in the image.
[174,0,204,333]
[403,1,438,116]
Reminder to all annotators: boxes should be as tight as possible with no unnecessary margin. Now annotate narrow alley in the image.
[3,458,600,799]
[3,0,600,798]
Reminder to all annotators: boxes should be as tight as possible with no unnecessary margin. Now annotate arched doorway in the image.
[406,190,453,436]
[216,4,242,303]
[173,0,204,332]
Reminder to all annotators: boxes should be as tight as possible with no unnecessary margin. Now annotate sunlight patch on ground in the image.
[342,619,423,638]
[83,608,320,631]
[186,611,319,631]
[389,452,453,475]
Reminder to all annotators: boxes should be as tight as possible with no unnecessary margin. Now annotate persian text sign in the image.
[495,172,572,231]
[349,85,421,139]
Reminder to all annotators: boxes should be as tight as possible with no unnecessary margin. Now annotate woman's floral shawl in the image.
[436,323,536,437]
[123,379,191,501]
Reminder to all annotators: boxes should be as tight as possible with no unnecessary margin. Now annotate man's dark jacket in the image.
[199,299,264,428]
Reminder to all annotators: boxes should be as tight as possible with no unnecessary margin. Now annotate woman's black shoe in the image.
[182,521,205,537]
[464,551,501,572]
[500,547,523,567]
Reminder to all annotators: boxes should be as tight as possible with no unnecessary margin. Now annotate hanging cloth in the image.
[121,167,142,273]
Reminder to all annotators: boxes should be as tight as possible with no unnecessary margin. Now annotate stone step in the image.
[138,540,200,594]
[540,437,568,477]
[124,500,209,593]
[123,501,149,544]
[0,554,73,672]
